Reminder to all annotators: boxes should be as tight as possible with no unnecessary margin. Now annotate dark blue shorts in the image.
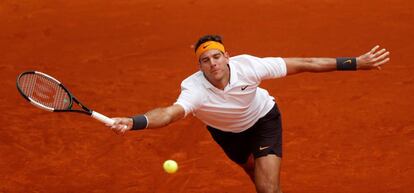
[207,103,282,164]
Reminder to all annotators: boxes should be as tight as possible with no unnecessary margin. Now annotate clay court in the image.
[1,0,413,192]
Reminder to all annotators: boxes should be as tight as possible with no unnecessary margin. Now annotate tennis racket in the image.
[16,70,116,126]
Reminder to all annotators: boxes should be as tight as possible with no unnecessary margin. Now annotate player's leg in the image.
[254,154,282,193]
[239,154,255,182]
[250,103,283,193]
[206,125,253,179]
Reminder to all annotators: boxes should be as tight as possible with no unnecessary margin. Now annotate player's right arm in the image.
[109,73,202,134]
[108,104,185,134]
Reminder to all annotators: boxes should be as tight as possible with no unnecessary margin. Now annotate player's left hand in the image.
[357,45,390,70]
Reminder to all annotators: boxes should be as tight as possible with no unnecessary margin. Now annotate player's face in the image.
[199,49,230,83]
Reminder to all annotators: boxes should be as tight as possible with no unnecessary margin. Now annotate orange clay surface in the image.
[1,0,413,192]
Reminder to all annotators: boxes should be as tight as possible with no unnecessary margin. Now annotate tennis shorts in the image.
[207,103,282,164]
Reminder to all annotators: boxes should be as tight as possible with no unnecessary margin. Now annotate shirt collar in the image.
[201,74,215,89]
[228,61,238,86]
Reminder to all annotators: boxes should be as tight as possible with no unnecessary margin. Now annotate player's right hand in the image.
[107,117,133,134]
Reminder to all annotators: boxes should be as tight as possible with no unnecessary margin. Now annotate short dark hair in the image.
[194,34,223,52]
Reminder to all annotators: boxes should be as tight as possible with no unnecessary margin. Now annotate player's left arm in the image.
[284,45,390,75]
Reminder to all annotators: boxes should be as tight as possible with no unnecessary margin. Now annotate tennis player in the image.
[109,35,390,193]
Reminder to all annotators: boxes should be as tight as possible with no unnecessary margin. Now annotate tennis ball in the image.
[163,160,178,174]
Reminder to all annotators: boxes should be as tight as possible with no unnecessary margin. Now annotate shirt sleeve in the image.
[258,57,287,79]
[237,55,287,81]
[174,80,203,117]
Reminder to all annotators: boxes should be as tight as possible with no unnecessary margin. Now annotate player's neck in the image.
[205,66,230,90]
[211,77,229,90]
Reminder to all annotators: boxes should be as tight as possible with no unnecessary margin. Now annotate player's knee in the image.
[255,182,281,193]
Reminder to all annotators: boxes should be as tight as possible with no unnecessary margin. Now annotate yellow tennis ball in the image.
[163,160,178,174]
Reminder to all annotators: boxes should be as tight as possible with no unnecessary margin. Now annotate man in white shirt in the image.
[109,35,390,193]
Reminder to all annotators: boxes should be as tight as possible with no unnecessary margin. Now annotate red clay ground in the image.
[1,0,413,192]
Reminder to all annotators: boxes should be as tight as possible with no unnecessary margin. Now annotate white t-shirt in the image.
[175,54,287,133]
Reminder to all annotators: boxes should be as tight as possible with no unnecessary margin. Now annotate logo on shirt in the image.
[241,85,248,91]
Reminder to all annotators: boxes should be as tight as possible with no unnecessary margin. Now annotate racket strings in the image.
[18,74,70,110]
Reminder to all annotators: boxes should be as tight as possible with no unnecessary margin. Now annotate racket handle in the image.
[91,111,115,125]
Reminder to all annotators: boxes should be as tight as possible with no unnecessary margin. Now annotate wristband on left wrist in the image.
[336,57,357,71]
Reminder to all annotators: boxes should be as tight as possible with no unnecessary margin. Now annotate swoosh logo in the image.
[203,44,211,49]
[241,85,248,91]
[259,146,270,151]
[343,59,352,65]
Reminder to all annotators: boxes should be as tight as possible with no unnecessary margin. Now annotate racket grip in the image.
[91,111,115,125]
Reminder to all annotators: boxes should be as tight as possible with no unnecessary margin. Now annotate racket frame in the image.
[16,71,115,125]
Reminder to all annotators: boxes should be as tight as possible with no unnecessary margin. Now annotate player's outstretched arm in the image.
[108,104,185,134]
[284,45,390,75]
